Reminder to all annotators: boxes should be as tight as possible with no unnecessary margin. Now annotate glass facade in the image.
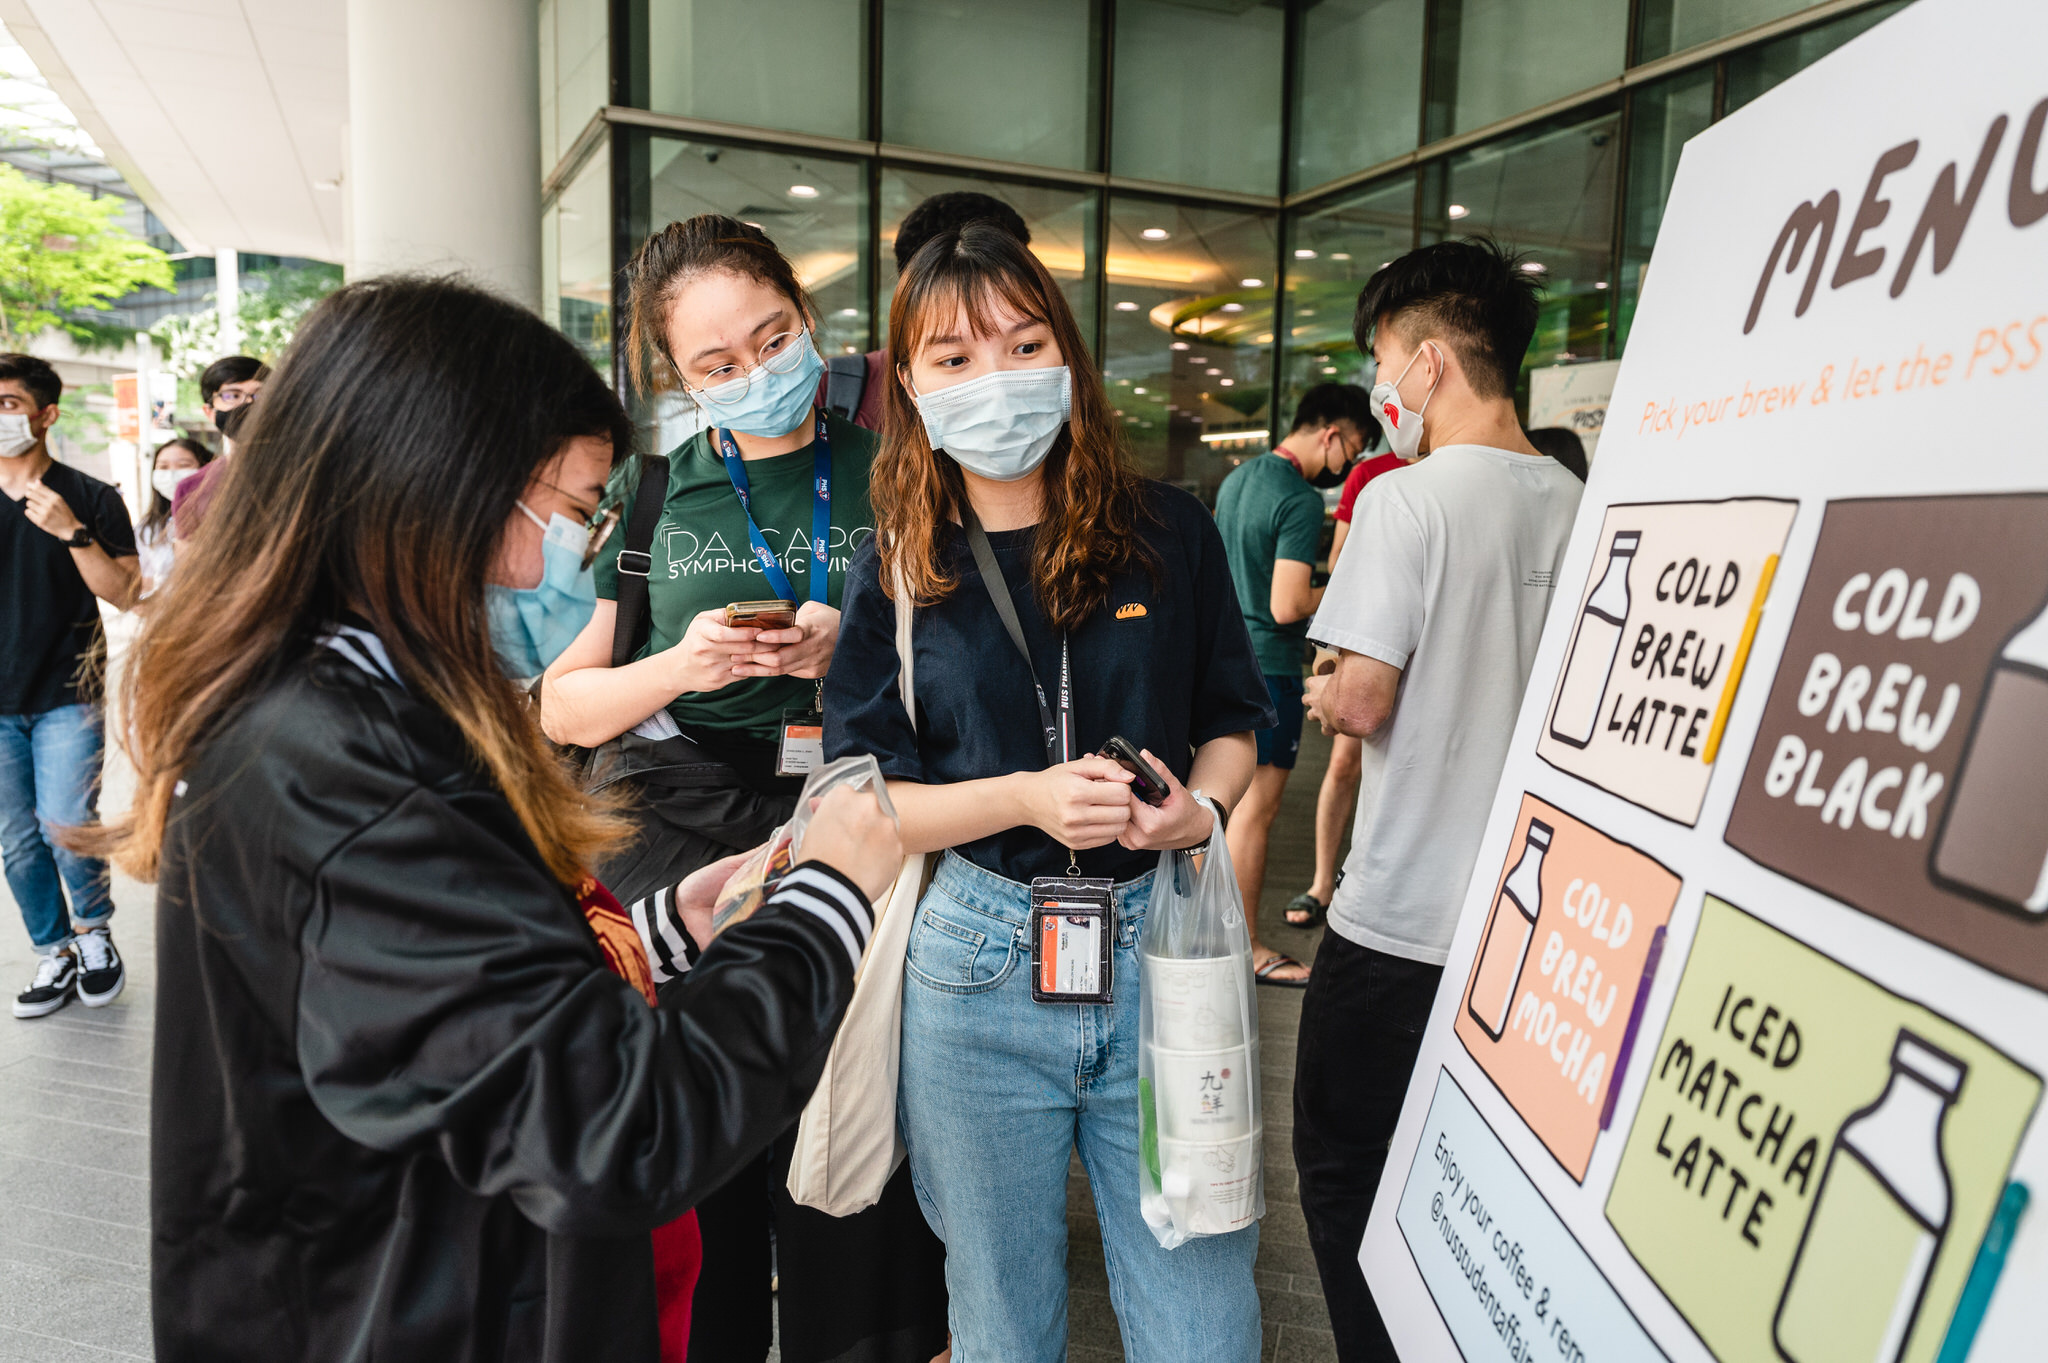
[542,0,1918,487]
[883,0,1100,170]
[1113,1,1285,195]
[1103,196,1278,500]
[1291,0,1425,193]
[638,0,866,140]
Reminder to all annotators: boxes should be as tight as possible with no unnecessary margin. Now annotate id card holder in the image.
[776,707,826,776]
[1029,876,1116,1005]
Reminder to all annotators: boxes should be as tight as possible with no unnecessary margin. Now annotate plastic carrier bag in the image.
[711,755,896,935]
[1137,796,1265,1249]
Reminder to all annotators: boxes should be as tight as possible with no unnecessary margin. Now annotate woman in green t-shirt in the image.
[540,216,948,1363]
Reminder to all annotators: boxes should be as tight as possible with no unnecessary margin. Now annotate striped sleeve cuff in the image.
[768,863,876,973]
[629,884,700,987]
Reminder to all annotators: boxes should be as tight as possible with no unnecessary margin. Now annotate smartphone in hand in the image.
[725,599,798,630]
[1099,735,1170,806]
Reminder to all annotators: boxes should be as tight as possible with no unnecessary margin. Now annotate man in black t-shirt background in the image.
[0,353,140,1018]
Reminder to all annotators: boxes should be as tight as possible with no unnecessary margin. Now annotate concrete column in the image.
[215,248,241,353]
[346,0,543,311]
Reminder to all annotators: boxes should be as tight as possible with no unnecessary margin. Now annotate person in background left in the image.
[1210,382,1377,988]
[1525,425,1588,481]
[0,352,140,1019]
[135,437,212,599]
[170,354,267,547]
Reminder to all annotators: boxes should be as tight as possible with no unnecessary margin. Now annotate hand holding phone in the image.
[1099,735,1170,807]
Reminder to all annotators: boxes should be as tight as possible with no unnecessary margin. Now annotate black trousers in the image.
[1293,931,1443,1363]
[687,1127,951,1363]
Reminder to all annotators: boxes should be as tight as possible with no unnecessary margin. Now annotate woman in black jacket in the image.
[92,276,901,1363]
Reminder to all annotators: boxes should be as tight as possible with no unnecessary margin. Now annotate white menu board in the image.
[1359,3,2048,1361]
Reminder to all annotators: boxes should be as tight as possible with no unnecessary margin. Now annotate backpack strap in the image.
[611,455,669,670]
[824,353,869,423]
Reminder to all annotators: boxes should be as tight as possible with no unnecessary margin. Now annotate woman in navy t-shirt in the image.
[823,224,1274,1361]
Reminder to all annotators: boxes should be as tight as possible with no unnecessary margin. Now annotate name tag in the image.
[1030,876,1116,1004]
[776,707,825,776]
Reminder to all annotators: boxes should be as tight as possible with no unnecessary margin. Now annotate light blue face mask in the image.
[911,365,1072,482]
[694,329,826,437]
[487,501,597,678]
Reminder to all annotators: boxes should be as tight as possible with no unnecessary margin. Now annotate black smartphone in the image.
[1099,735,1170,806]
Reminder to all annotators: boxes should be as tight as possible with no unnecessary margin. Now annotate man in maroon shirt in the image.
[170,355,267,545]
[823,192,1031,430]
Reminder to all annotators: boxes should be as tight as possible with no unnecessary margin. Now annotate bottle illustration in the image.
[1773,1030,1965,1363]
[1549,530,1640,748]
[1466,819,1553,1040]
[1930,589,2048,915]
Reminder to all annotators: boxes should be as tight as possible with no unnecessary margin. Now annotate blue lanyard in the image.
[714,411,832,605]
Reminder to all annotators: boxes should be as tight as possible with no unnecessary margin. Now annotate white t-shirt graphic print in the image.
[1308,444,1583,964]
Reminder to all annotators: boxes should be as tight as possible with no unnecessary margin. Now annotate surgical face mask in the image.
[152,467,199,500]
[1305,431,1352,489]
[912,366,1072,483]
[692,330,826,437]
[0,413,36,459]
[1370,343,1440,461]
[486,502,598,678]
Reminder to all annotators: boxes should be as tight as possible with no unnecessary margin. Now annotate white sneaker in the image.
[73,928,125,1008]
[13,951,77,1019]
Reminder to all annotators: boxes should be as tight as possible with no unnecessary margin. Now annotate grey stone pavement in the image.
[0,621,153,1362]
[0,615,1343,1361]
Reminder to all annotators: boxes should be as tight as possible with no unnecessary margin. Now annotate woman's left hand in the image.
[1118,748,1216,851]
[732,601,840,680]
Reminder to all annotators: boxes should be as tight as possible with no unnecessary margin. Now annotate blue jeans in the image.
[0,704,113,951]
[899,852,1261,1362]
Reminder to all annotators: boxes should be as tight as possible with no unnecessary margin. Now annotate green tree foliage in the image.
[150,260,344,378]
[0,162,172,347]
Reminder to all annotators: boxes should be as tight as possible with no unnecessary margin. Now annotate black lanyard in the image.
[963,509,1071,767]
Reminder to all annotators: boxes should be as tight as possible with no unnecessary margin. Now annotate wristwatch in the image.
[65,527,93,548]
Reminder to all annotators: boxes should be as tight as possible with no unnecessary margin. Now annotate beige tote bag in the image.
[785,573,928,1215]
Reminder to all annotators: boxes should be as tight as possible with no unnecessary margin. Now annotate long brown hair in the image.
[624,213,817,396]
[874,223,1153,631]
[94,277,632,885]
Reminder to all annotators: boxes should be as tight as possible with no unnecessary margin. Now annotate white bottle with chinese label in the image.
[1932,590,2048,913]
[1550,530,1640,748]
[1774,1029,1965,1363]
[1466,819,1552,1039]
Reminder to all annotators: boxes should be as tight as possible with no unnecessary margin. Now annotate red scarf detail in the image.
[578,875,701,1361]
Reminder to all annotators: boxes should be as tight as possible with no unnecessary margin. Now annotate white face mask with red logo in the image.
[1370,342,1440,461]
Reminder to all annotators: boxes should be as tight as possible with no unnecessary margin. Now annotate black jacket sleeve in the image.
[294,782,870,1238]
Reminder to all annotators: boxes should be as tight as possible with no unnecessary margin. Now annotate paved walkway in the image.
[0,639,1347,1361]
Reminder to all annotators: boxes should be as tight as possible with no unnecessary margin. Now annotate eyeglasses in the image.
[211,389,257,409]
[671,331,808,408]
[533,478,621,570]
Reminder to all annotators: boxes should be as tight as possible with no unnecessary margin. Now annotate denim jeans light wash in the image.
[898,851,1262,1363]
[0,704,113,951]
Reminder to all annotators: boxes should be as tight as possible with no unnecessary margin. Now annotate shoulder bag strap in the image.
[825,353,869,423]
[611,455,669,670]
[891,561,917,736]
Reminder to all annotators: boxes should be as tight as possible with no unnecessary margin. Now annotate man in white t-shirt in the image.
[1295,239,1583,1361]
